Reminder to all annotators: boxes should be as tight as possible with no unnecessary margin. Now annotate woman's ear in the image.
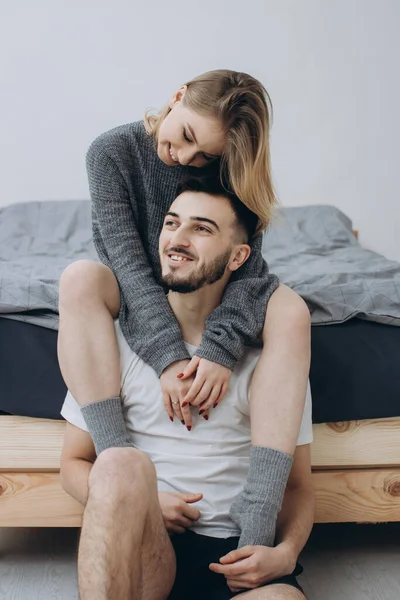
[168,85,188,109]
[229,244,251,272]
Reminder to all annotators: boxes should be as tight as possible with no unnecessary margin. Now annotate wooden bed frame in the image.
[2,232,399,526]
[1,415,400,527]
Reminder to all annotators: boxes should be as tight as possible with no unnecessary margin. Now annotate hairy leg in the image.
[234,583,306,599]
[78,447,176,600]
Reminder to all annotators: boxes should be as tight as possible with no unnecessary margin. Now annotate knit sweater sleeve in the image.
[195,233,279,369]
[86,138,190,377]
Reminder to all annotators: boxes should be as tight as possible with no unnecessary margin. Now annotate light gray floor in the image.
[0,523,399,599]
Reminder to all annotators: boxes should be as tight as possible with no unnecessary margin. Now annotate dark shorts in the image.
[168,530,304,599]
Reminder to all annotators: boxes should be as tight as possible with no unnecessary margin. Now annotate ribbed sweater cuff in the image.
[143,340,191,377]
[195,338,237,370]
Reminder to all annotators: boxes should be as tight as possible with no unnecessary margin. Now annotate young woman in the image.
[58,70,311,549]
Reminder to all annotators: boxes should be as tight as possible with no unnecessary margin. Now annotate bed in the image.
[1,200,400,527]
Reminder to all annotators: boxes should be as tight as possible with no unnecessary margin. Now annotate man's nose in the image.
[171,227,190,247]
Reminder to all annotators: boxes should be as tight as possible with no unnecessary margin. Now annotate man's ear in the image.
[229,244,251,272]
[168,85,188,109]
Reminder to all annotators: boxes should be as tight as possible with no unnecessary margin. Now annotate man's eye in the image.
[165,220,177,227]
[197,226,211,233]
[183,128,192,143]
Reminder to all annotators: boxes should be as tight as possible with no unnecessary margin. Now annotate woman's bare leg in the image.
[230,284,311,548]
[251,284,311,454]
[58,260,121,403]
[79,447,176,600]
[58,260,129,454]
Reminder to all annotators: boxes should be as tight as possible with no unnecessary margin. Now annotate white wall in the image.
[1,0,399,261]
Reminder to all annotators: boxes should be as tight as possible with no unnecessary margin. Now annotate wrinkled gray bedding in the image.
[262,205,400,325]
[1,200,399,329]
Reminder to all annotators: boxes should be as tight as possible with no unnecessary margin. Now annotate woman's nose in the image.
[178,147,197,166]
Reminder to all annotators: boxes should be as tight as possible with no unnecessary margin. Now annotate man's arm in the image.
[60,422,96,507]
[274,443,315,571]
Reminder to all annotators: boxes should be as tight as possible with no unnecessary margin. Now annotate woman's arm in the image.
[196,233,279,368]
[86,135,190,377]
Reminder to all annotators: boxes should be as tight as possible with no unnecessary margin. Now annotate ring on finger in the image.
[171,400,179,406]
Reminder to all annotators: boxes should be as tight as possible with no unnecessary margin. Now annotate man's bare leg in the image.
[235,583,306,599]
[78,447,176,600]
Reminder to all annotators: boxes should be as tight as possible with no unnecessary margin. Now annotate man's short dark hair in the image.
[175,176,259,242]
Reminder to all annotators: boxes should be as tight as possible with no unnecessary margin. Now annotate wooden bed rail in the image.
[1,417,400,526]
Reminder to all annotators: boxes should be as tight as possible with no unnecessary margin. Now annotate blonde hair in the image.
[144,69,277,233]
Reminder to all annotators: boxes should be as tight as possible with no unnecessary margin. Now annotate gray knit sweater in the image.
[86,121,279,377]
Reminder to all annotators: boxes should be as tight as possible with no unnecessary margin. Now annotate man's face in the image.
[158,191,238,294]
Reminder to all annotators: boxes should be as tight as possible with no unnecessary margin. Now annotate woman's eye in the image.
[201,153,213,162]
[183,128,192,143]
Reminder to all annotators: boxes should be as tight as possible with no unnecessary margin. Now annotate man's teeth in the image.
[170,255,188,261]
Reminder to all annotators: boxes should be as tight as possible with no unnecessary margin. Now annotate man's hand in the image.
[160,360,194,428]
[180,356,232,414]
[209,544,295,593]
[158,491,203,534]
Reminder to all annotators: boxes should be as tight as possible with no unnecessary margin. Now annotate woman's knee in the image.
[59,260,120,315]
[89,447,156,501]
[264,284,310,334]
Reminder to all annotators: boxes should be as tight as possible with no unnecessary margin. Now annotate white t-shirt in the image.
[61,322,313,538]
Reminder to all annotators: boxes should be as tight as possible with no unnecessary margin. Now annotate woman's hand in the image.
[158,491,203,534]
[179,357,232,414]
[160,359,194,429]
[209,544,295,593]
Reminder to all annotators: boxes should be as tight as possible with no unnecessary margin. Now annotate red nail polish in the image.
[203,415,209,421]
[199,409,204,415]
[182,402,188,408]
[169,416,174,422]
[213,403,218,409]
[177,373,184,379]
[186,425,192,431]
[181,420,185,425]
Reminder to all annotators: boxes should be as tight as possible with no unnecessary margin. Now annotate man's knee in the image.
[235,583,305,599]
[88,447,156,503]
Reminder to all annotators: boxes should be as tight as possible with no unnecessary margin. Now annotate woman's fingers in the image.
[179,356,201,379]
[214,381,229,407]
[182,376,205,406]
[192,381,213,407]
[171,397,184,422]
[180,395,193,429]
[199,384,222,413]
[162,393,174,421]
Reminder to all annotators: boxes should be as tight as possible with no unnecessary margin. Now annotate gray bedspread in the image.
[1,200,399,329]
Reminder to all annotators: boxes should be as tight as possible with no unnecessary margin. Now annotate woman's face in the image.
[157,87,225,168]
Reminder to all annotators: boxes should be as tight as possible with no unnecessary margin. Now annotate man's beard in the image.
[161,248,232,294]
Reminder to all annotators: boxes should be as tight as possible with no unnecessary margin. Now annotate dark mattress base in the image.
[1,317,399,423]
